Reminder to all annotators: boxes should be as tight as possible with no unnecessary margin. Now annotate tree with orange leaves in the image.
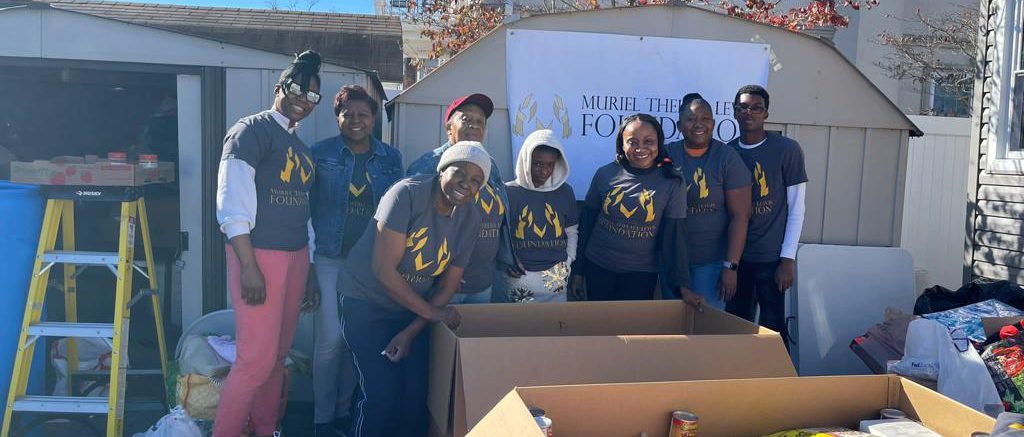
[401,0,880,62]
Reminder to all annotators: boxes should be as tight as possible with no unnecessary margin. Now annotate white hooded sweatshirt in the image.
[505,129,578,268]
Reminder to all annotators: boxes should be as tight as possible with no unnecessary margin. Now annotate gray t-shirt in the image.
[506,183,579,272]
[728,132,809,263]
[583,163,687,273]
[339,152,374,257]
[460,181,504,293]
[341,175,481,311]
[221,110,313,251]
[666,139,752,265]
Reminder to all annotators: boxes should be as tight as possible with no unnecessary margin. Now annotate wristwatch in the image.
[722,261,738,271]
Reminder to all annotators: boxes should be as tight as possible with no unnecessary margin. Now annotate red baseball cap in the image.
[445,93,494,123]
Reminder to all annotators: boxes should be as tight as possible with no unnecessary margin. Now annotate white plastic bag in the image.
[177,334,230,378]
[130,405,202,437]
[896,319,1001,412]
[51,337,127,396]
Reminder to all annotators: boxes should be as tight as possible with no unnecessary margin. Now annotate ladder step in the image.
[27,322,114,338]
[12,396,109,414]
[42,251,119,266]
[73,368,163,378]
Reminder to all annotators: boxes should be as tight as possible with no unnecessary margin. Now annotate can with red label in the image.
[668,410,698,437]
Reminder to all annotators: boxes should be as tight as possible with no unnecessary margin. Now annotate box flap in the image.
[465,390,544,437]
[457,334,795,431]
[983,316,1023,337]
[465,376,995,436]
[453,301,689,337]
[896,377,996,435]
[428,325,459,434]
[690,304,769,335]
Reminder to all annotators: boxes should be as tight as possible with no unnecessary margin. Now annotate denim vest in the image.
[310,134,403,259]
[406,142,516,267]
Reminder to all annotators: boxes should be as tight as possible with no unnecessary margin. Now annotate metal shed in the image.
[389,4,921,250]
[0,2,382,329]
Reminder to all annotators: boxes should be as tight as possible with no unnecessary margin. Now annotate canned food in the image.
[879,408,906,420]
[138,154,159,169]
[668,410,698,437]
[108,152,128,164]
[529,407,554,437]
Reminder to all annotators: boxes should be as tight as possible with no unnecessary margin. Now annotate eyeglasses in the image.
[283,80,321,104]
[733,103,766,114]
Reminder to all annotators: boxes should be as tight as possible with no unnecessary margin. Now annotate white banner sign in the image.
[506,29,770,195]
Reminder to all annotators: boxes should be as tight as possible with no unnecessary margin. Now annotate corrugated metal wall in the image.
[901,116,972,290]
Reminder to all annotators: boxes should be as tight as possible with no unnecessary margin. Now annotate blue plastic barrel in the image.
[0,181,45,415]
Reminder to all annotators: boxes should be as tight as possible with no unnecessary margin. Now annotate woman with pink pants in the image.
[213,50,323,437]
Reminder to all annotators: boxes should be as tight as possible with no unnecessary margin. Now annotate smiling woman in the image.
[572,113,696,303]
[335,142,490,437]
[307,83,403,435]
[213,50,323,437]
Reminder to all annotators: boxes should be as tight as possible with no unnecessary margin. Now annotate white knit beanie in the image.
[437,141,492,182]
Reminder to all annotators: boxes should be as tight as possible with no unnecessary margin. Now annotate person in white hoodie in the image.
[497,129,579,303]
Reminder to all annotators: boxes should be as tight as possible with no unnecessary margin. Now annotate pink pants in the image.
[213,245,309,437]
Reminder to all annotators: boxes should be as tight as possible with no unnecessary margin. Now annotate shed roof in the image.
[0,0,403,82]
[392,4,922,136]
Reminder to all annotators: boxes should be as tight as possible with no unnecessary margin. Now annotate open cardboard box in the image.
[429,301,795,436]
[469,375,996,437]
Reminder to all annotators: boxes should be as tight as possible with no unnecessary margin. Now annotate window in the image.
[988,0,1024,173]
[931,74,971,118]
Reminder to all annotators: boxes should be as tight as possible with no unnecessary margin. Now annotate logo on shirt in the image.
[406,227,451,277]
[475,183,505,216]
[602,185,657,223]
[280,146,314,185]
[512,94,572,139]
[690,168,710,200]
[514,203,564,240]
[349,171,370,198]
[753,162,769,198]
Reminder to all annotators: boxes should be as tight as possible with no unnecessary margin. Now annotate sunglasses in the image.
[283,80,321,104]
[733,103,766,114]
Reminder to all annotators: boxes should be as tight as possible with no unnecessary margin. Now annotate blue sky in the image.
[137,0,376,14]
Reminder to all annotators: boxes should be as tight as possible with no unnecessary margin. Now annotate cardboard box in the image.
[10,160,175,186]
[469,375,996,437]
[429,301,795,436]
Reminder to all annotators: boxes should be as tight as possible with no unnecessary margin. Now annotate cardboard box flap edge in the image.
[469,376,996,437]
[465,390,543,437]
[457,333,796,432]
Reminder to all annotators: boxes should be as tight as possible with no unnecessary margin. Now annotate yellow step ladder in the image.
[2,186,169,437]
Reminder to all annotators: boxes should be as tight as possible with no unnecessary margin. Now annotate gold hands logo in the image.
[513,94,572,139]
[604,186,657,223]
[475,183,505,216]
[406,227,451,276]
[280,147,314,184]
[692,168,710,200]
[349,171,370,198]
[515,203,564,239]
[544,203,563,237]
[637,190,656,223]
[515,205,546,239]
[753,162,769,197]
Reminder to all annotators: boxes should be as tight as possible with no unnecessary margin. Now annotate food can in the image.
[668,410,698,437]
[107,151,128,164]
[879,408,907,420]
[139,154,159,169]
[529,407,554,437]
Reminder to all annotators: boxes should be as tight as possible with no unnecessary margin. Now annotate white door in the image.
[177,74,203,329]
